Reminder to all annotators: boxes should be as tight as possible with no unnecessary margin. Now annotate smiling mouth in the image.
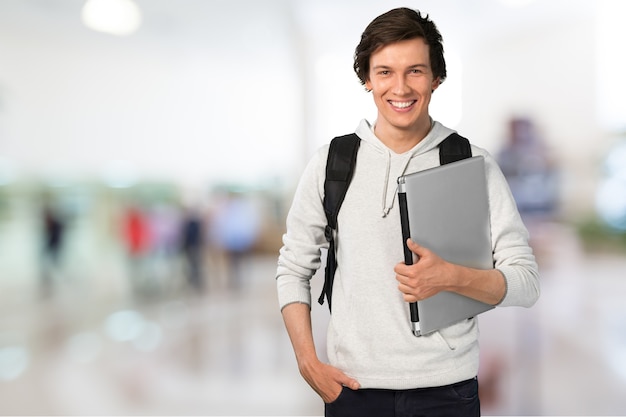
[389,100,416,109]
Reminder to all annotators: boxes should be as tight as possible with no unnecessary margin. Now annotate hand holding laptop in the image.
[394,238,453,303]
[396,236,506,309]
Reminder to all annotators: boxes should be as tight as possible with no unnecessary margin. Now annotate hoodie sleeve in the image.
[480,149,540,308]
[275,146,330,310]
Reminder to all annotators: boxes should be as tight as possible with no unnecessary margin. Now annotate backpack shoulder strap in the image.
[439,132,472,164]
[318,133,360,311]
[323,134,361,229]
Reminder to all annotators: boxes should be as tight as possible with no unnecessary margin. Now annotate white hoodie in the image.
[276,119,539,390]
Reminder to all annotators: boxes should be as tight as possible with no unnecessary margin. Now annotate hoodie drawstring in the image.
[381,151,414,218]
[381,150,392,217]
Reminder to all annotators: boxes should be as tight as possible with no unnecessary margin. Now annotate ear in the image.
[365,79,373,92]
[431,77,441,93]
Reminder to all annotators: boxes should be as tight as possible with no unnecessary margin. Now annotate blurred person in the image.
[146,202,181,293]
[180,205,205,292]
[40,200,66,296]
[497,117,560,265]
[147,202,180,259]
[275,8,540,417]
[210,191,261,290]
[121,203,152,297]
[497,117,559,220]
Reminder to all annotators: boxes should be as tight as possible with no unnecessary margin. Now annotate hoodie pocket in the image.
[436,318,479,351]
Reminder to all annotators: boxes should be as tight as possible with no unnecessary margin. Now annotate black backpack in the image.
[318,132,472,312]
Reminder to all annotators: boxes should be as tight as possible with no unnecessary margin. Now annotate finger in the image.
[406,238,426,255]
[397,282,415,299]
[402,293,418,303]
[345,378,360,390]
[336,372,360,390]
[394,262,412,276]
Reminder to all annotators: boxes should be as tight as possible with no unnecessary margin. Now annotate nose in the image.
[391,74,411,95]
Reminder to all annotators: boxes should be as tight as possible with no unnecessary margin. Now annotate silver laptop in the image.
[397,156,494,337]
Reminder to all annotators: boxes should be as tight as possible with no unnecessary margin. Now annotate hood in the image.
[354,118,457,218]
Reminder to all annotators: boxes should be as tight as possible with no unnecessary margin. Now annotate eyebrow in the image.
[371,63,429,71]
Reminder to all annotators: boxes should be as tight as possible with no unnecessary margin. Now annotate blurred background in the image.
[1,0,626,415]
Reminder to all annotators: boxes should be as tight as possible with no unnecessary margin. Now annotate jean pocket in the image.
[451,377,478,400]
[325,386,347,405]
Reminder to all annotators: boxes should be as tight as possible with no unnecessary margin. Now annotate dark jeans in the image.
[325,377,480,417]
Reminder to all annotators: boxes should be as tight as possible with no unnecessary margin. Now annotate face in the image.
[365,38,441,141]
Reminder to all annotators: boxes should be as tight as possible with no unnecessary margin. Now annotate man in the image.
[276,7,539,417]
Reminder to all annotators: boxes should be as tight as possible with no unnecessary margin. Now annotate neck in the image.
[374,118,433,153]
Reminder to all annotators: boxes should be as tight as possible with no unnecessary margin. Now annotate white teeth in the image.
[390,101,414,108]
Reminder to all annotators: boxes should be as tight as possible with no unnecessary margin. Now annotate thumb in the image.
[338,373,360,391]
[406,238,427,256]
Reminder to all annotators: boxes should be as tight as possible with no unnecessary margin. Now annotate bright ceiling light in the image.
[81,0,142,36]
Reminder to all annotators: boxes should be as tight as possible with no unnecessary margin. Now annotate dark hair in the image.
[353,8,447,86]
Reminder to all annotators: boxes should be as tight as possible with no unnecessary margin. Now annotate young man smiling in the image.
[365,37,438,153]
[276,8,539,417]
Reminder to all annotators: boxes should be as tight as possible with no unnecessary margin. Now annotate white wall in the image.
[0,0,302,187]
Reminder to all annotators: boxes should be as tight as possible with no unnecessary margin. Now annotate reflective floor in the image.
[1,219,626,416]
